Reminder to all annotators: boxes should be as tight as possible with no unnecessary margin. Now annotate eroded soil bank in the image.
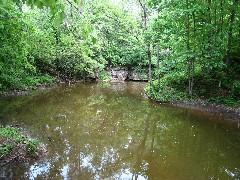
[170,100,240,122]
[146,94,240,123]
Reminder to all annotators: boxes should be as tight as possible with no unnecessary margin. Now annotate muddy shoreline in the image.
[170,100,240,121]
[147,94,240,123]
[0,81,85,97]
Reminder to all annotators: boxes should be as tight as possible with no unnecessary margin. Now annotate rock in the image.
[128,71,148,81]
[107,67,129,81]
[106,67,147,81]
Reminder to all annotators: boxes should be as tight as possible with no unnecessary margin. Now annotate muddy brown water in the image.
[0,82,240,179]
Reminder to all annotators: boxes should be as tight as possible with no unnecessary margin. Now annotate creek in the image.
[0,82,240,179]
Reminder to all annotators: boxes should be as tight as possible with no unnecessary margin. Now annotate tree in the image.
[138,0,153,88]
[146,0,239,103]
[0,0,34,90]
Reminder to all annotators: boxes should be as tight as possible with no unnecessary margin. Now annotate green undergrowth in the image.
[98,71,110,80]
[0,74,55,93]
[146,81,187,103]
[195,74,240,107]
[0,126,40,159]
[146,71,239,108]
[208,96,240,107]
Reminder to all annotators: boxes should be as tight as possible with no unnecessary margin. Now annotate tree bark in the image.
[156,42,160,85]
[138,0,153,89]
[206,0,212,73]
[186,0,193,96]
[190,10,196,96]
[226,0,238,65]
[219,0,224,33]
[148,45,153,87]
[214,0,217,44]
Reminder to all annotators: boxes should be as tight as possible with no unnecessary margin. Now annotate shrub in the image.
[146,81,186,102]
[25,139,39,156]
[99,71,110,80]
[232,81,240,98]
[0,126,40,158]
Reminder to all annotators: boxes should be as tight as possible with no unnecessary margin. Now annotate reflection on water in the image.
[0,82,240,179]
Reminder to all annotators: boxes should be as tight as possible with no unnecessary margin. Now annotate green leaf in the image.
[35,1,43,9]
[92,37,97,44]
[53,17,61,26]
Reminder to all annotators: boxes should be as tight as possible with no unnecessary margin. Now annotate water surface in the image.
[0,82,240,179]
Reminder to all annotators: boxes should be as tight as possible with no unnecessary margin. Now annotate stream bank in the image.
[147,95,240,123]
[0,126,47,167]
[170,100,240,122]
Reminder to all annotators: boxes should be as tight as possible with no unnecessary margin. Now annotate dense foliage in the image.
[0,0,239,106]
[0,0,147,91]
[145,0,240,106]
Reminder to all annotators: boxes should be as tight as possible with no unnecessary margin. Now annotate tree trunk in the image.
[214,0,217,44]
[148,45,153,87]
[218,0,225,33]
[226,0,238,65]
[138,0,153,89]
[186,0,193,96]
[207,0,212,24]
[156,42,160,85]
[190,10,196,96]
[207,0,212,73]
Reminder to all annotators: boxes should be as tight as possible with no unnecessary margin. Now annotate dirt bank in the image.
[0,81,85,97]
[146,92,240,122]
[170,99,240,122]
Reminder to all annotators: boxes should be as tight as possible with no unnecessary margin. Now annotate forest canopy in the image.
[0,0,239,106]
